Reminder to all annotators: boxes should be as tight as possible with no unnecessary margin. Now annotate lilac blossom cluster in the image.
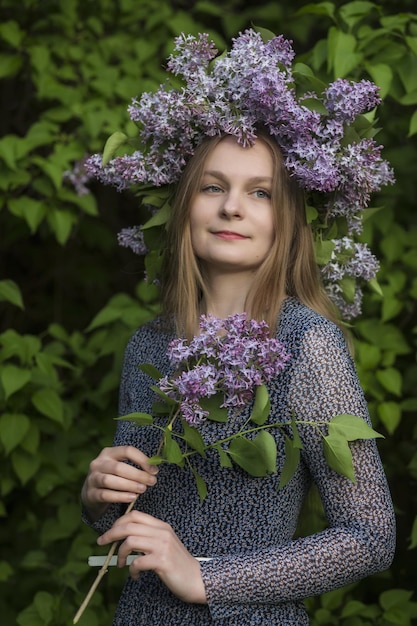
[83,29,395,318]
[158,313,291,425]
[117,227,148,255]
[63,157,93,196]
[85,30,393,220]
[322,238,380,283]
[321,237,380,319]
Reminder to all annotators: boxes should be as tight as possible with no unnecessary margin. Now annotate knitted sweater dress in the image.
[85,298,396,625]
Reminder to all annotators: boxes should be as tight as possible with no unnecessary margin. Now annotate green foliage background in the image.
[0,0,416,624]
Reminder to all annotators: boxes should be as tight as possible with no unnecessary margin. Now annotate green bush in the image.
[0,0,416,624]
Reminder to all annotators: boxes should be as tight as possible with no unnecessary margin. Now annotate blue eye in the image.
[202,184,223,193]
[253,189,271,199]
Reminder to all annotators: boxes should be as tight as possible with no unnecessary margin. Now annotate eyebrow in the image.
[203,170,273,185]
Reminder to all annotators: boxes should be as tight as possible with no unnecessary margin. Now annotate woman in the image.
[81,131,396,625]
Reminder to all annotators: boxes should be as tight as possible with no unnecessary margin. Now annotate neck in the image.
[200,271,255,319]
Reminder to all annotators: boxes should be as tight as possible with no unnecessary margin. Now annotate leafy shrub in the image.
[0,0,416,624]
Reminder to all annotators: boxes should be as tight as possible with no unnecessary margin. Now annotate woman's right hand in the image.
[81,446,159,521]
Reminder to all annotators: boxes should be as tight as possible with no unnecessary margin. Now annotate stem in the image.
[73,409,180,624]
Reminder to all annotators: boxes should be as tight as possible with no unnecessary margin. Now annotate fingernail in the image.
[97,536,103,545]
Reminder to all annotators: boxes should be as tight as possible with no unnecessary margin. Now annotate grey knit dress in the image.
[85,298,395,625]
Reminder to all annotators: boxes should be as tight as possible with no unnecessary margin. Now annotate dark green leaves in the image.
[324,414,384,481]
[228,431,277,477]
[250,384,270,425]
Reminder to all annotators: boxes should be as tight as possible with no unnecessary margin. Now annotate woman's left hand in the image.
[97,510,207,604]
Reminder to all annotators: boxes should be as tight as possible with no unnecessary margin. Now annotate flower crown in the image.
[86,28,394,319]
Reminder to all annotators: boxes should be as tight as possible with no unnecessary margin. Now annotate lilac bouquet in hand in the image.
[159,313,291,426]
[120,313,382,499]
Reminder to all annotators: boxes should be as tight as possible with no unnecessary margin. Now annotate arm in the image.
[82,322,207,602]
[200,320,395,613]
[81,327,160,533]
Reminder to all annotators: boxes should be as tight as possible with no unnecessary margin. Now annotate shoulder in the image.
[278,298,346,358]
[128,315,175,345]
[123,315,176,371]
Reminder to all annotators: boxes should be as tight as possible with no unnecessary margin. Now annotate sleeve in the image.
[201,321,396,615]
[82,332,141,535]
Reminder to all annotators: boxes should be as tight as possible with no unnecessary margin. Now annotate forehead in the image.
[203,136,273,178]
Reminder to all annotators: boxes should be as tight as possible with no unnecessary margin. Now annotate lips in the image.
[213,230,248,240]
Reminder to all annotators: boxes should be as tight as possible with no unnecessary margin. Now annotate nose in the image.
[221,191,243,219]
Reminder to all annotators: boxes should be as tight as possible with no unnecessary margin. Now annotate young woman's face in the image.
[190,136,275,278]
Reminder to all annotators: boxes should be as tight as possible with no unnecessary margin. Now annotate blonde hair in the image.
[161,133,340,338]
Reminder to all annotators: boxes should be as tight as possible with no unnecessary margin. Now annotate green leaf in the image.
[380,589,413,611]
[409,516,417,550]
[408,110,417,137]
[296,2,336,19]
[114,412,154,425]
[254,25,277,43]
[181,419,206,456]
[328,413,383,441]
[339,277,356,303]
[150,384,178,407]
[190,465,207,501]
[293,62,327,92]
[314,239,335,265]
[0,365,31,399]
[0,21,25,47]
[162,431,184,466]
[201,393,228,422]
[365,62,393,98]
[253,430,277,473]
[228,431,276,477]
[138,363,163,380]
[301,97,328,115]
[327,28,363,78]
[11,449,41,485]
[376,367,402,396]
[0,560,13,582]
[102,131,129,166]
[47,209,75,245]
[305,204,318,224]
[31,388,64,423]
[34,591,54,623]
[228,437,267,476]
[0,54,22,80]
[278,437,301,488]
[378,401,401,434]
[214,444,233,468]
[151,401,171,416]
[368,277,383,297]
[250,384,270,425]
[291,412,303,449]
[141,201,171,229]
[147,455,164,466]
[323,433,355,482]
[0,413,30,454]
[0,279,24,309]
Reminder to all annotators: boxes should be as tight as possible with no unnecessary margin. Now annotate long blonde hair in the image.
[161,132,340,338]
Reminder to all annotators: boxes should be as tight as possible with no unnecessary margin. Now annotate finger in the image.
[98,461,158,490]
[106,445,160,475]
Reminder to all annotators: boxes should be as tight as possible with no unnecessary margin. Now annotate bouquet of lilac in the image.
[120,313,382,499]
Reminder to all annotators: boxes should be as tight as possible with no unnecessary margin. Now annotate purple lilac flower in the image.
[86,29,395,320]
[324,79,381,124]
[326,284,364,320]
[117,227,148,255]
[180,401,209,426]
[160,313,291,425]
[322,238,380,283]
[175,365,219,401]
[63,157,94,196]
